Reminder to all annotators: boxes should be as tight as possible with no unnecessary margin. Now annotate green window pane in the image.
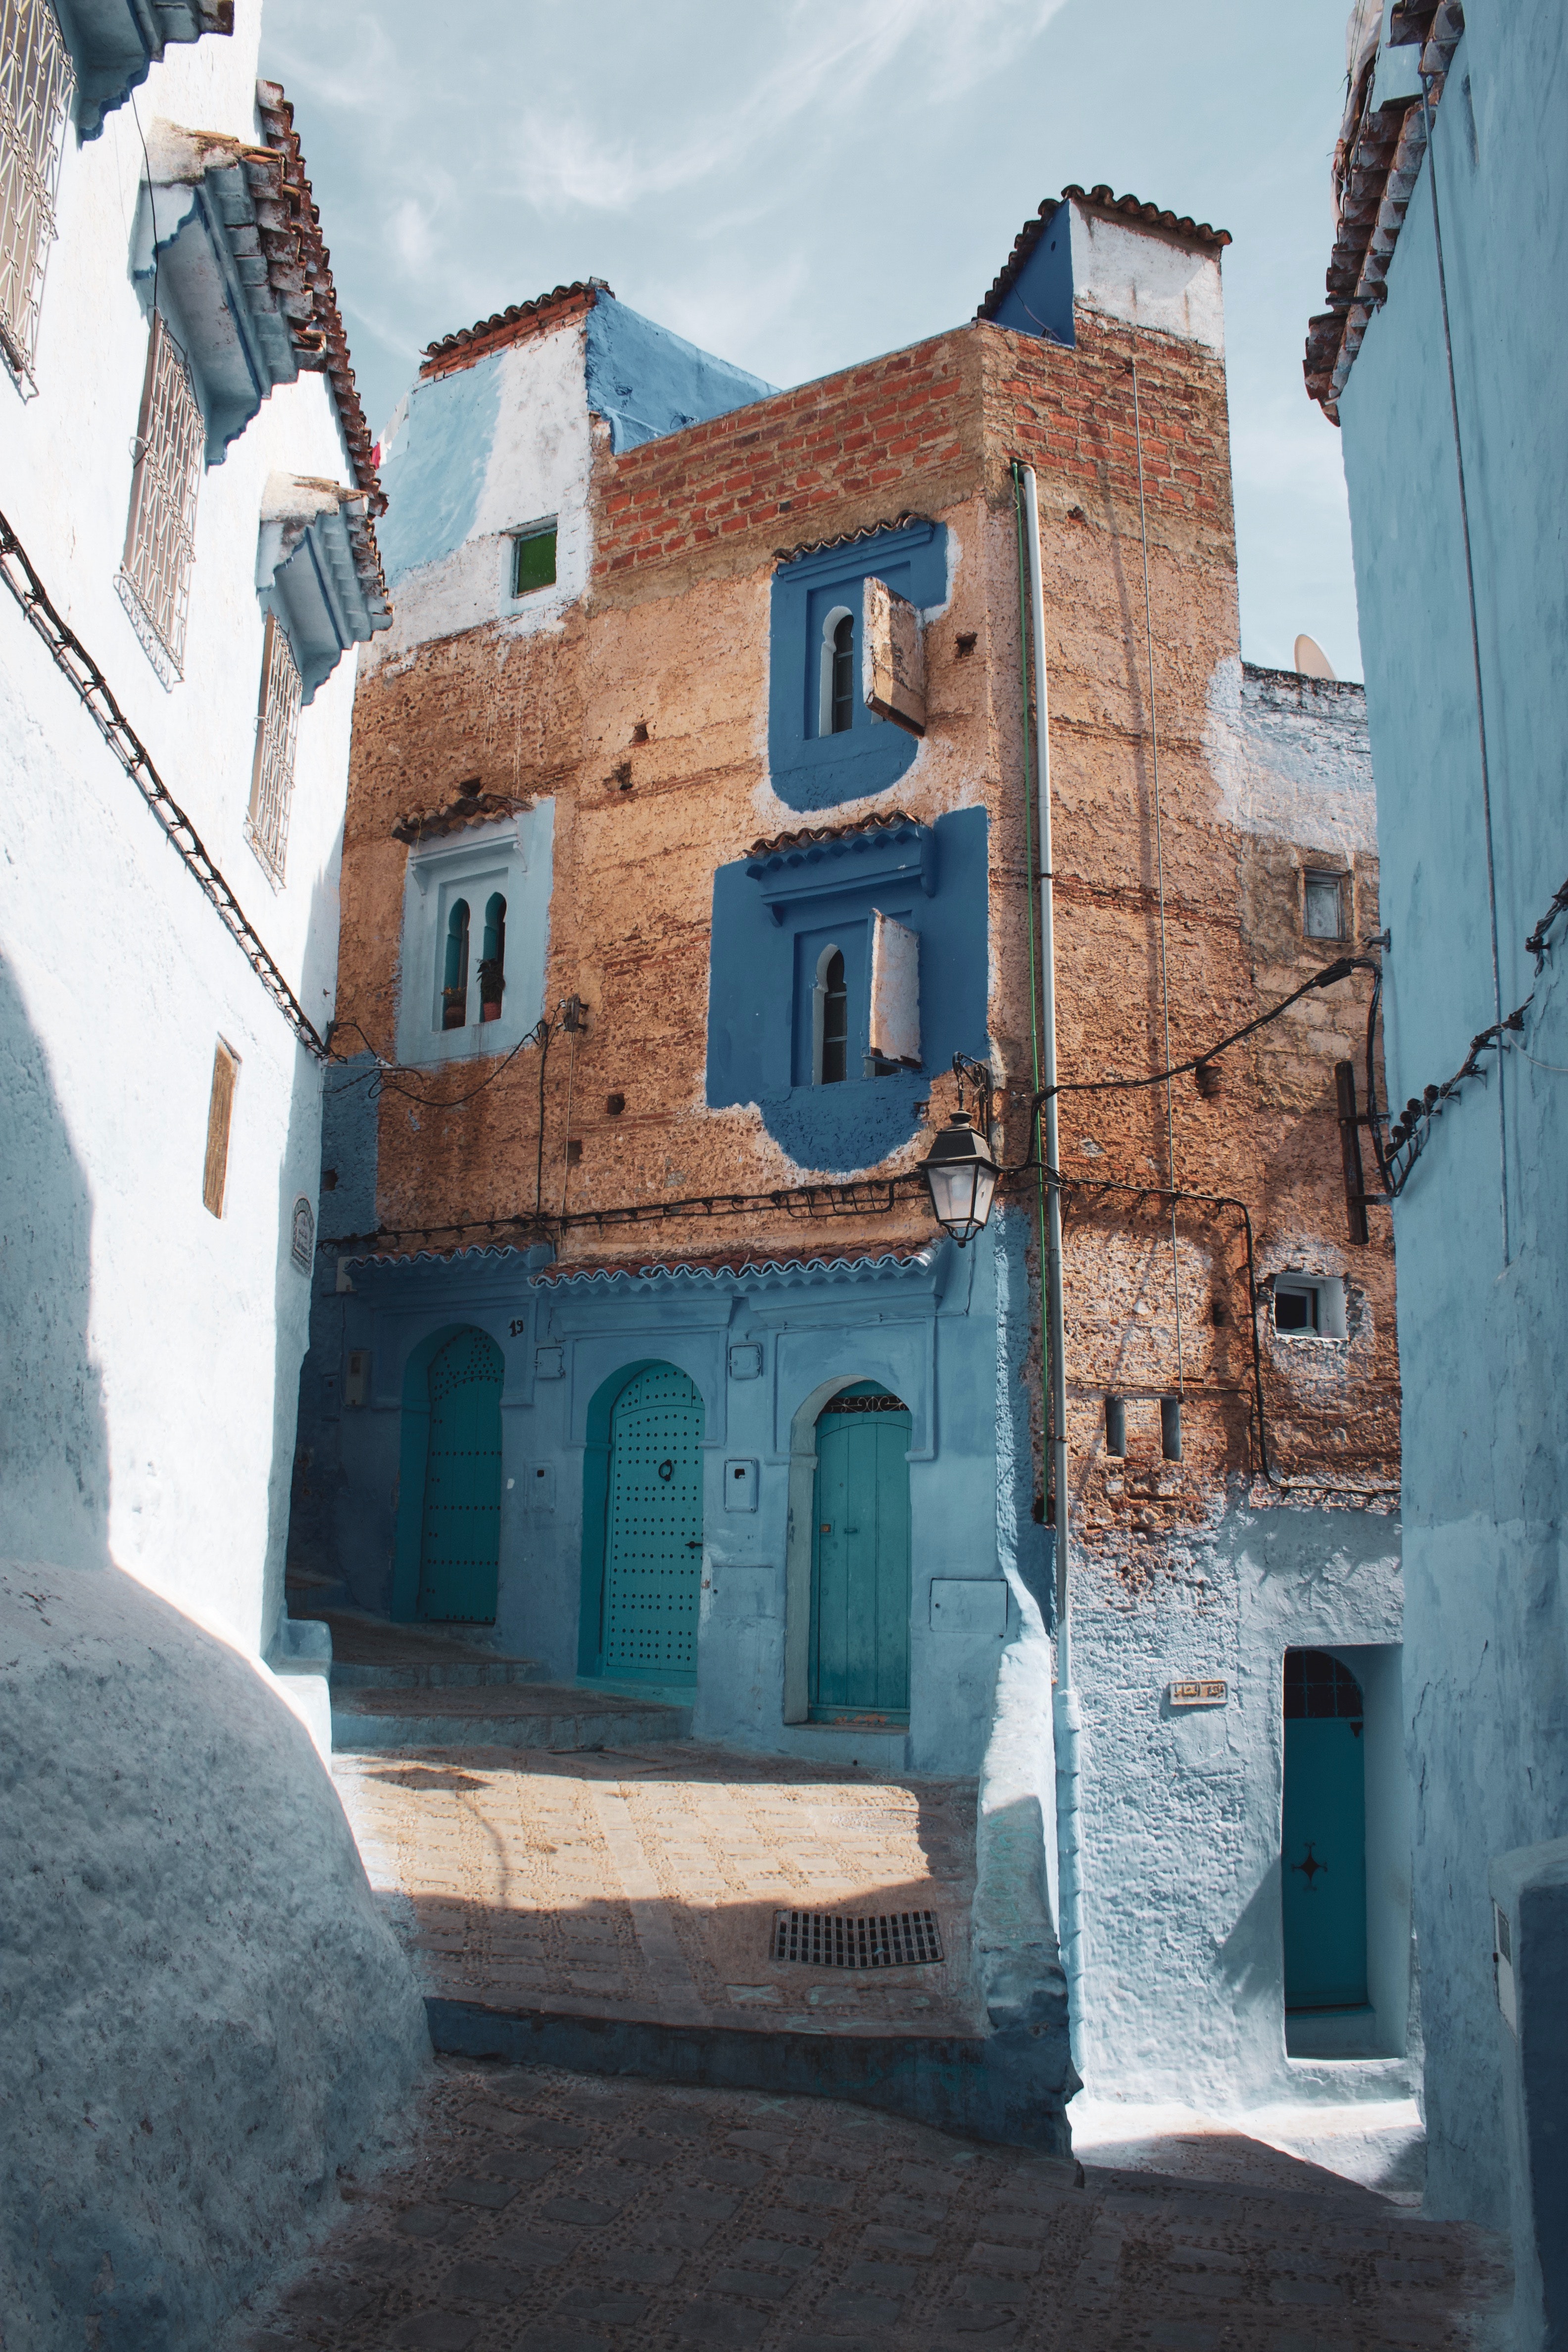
[513,527,557,594]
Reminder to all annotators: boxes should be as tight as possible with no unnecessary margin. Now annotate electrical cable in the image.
[1129,354,1185,1394]
[1421,69,1510,1265]
[0,508,327,1059]
[558,1022,579,1219]
[1012,463,1054,1532]
[1021,954,1376,1107]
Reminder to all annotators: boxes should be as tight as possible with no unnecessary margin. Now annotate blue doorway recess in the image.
[416,1326,503,1622]
[809,1382,911,1721]
[599,1363,704,1682]
[1282,1648,1369,2010]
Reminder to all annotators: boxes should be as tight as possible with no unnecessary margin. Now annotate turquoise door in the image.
[417,1327,503,1622]
[809,1383,911,1719]
[1282,1649,1369,2009]
[602,1364,704,1681]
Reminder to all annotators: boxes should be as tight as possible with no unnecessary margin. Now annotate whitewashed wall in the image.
[0,1,360,1656]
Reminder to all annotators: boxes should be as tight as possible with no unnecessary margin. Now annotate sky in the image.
[260,0,1363,679]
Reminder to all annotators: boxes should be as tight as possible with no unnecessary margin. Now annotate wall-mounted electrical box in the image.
[724,1458,758,1512]
[344,1350,370,1409]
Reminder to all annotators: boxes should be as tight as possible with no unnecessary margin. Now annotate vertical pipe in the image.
[1421,73,1510,1266]
[1021,464,1085,2069]
[1020,466,1071,1682]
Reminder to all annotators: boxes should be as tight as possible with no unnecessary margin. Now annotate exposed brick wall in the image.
[592,331,985,593]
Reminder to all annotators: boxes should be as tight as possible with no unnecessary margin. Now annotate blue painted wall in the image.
[298,1230,1025,1778]
[989,201,1076,346]
[706,807,990,1173]
[376,352,504,590]
[768,522,949,812]
[584,296,777,453]
[1336,5,1568,2231]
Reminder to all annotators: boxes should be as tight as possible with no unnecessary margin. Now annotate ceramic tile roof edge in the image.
[536,1247,937,1286]
[978,183,1231,322]
[773,513,933,564]
[1302,0,1465,419]
[254,82,385,523]
[422,280,612,370]
[746,809,920,861]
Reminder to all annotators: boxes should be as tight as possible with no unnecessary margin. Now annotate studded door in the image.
[809,1382,912,1718]
[417,1326,503,1622]
[602,1364,704,1680]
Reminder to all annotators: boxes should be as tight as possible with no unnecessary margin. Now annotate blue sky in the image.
[261,0,1362,677]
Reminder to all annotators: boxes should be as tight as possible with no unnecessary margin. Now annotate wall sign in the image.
[290,1195,314,1273]
[1169,1678,1227,1708]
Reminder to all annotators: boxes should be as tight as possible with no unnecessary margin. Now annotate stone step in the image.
[330,1683,693,1753]
[330,1657,545,1691]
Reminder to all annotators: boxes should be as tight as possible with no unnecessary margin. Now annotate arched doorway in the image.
[809,1380,911,1721]
[593,1362,704,1682]
[416,1326,503,1622]
[1282,1648,1369,2011]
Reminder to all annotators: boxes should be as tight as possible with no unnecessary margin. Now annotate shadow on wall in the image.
[0,950,110,1566]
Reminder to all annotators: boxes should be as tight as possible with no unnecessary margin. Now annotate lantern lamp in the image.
[920,1111,999,1246]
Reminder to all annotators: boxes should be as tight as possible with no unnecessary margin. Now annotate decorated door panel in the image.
[1282,1648,1369,2010]
[418,1327,503,1622]
[602,1364,704,1681]
[809,1383,911,1718]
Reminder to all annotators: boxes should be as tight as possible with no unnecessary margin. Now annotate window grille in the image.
[0,0,73,387]
[245,613,302,886]
[117,312,205,682]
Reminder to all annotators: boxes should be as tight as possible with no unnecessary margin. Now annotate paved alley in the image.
[221,2054,1511,2352]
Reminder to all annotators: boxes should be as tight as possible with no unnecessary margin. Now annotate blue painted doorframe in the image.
[1282,1649,1370,2011]
[809,1381,911,1720]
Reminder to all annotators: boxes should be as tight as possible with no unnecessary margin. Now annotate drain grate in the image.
[772,1908,944,1969]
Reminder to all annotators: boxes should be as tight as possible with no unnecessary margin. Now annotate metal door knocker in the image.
[658,1460,675,1481]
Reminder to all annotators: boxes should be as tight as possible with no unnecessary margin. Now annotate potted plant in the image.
[478,957,504,1023]
[441,984,467,1030]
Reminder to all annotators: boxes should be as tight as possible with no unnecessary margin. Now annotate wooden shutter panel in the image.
[202,1041,239,1217]
[868,910,921,1067]
[860,574,926,737]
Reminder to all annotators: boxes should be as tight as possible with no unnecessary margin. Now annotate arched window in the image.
[480,891,507,1021]
[441,898,470,1029]
[813,944,848,1084]
[818,605,855,736]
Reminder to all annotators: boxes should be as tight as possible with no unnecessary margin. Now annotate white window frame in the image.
[396,807,553,1069]
[245,612,303,888]
[1273,1274,1347,1339]
[0,0,74,390]
[116,310,205,686]
[1303,867,1348,941]
[817,602,854,736]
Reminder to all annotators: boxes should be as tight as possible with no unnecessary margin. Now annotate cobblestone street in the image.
[222,2056,1511,2352]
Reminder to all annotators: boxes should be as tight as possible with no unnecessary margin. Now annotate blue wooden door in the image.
[1282,1649,1369,2009]
[809,1383,911,1718]
[603,1364,704,1681]
[417,1327,503,1622]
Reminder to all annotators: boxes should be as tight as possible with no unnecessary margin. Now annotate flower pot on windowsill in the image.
[441,987,467,1030]
[478,960,504,1023]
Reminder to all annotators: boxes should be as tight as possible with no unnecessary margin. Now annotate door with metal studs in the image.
[809,1381,912,1719]
[1281,1648,1369,2010]
[602,1364,704,1681]
[417,1326,504,1622]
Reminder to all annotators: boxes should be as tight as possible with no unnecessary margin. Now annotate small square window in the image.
[1273,1275,1347,1338]
[1304,869,1346,940]
[1274,1282,1318,1333]
[512,524,557,597]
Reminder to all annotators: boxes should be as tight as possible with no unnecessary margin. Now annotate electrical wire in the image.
[1129,354,1184,1393]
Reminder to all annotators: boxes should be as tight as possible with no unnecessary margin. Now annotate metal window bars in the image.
[245,613,302,886]
[117,312,205,684]
[0,0,73,390]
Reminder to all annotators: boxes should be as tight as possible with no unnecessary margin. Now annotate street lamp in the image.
[920,1110,999,1246]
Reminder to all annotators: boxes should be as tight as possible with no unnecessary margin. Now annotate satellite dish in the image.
[1294,634,1336,680]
